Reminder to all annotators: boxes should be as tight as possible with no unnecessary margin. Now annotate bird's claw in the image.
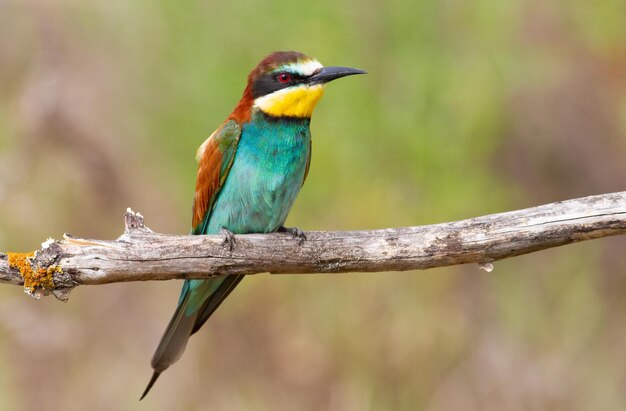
[220,227,236,252]
[279,226,307,245]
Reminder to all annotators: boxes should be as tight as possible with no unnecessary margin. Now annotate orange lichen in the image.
[7,251,58,293]
[7,251,35,278]
[31,266,59,291]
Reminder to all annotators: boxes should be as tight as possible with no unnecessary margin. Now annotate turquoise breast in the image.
[205,112,311,235]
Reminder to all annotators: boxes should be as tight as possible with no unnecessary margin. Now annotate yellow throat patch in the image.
[254,85,325,118]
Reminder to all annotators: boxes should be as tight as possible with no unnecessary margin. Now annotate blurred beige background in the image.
[0,0,625,410]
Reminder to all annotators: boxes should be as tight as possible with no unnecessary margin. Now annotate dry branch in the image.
[1,191,625,300]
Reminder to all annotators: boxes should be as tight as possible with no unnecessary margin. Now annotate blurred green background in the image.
[1,0,625,410]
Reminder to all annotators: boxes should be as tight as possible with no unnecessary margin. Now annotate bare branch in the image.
[1,192,625,300]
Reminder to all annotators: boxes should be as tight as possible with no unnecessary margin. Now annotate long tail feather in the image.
[149,283,198,372]
[141,275,244,399]
[192,275,244,334]
[139,371,161,400]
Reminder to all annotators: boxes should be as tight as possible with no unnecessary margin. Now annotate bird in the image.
[140,51,365,399]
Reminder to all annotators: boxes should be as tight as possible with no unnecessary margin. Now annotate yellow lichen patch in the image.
[30,266,59,291]
[7,251,35,279]
[7,251,58,293]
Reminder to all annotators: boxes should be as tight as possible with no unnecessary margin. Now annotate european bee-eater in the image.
[140,51,365,399]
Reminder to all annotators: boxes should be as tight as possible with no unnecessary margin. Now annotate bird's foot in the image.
[278,226,307,245]
[220,227,236,252]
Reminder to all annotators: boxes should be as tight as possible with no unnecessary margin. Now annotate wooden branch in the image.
[1,191,625,300]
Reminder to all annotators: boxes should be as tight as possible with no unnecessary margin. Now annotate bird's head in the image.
[231,51,365,121]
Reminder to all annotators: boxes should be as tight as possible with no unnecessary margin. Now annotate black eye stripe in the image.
[275,72,306,81]
[252,72,308,98]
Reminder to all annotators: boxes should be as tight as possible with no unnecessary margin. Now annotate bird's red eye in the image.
[277,72,292,83]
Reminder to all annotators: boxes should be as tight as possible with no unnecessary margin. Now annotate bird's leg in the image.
[278,226,307,245]
[220,227,237,252]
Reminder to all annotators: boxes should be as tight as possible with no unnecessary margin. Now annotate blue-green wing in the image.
[191,119,241,234]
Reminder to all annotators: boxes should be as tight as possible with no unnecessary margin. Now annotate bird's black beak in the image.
[308,66,367,85]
